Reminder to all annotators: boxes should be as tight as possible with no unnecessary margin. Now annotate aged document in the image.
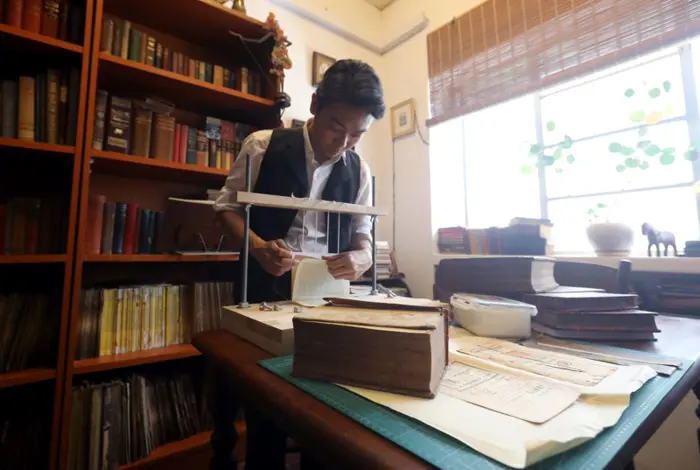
[440,360,580,423]
[291,259,349,307]
[456,336,617,386]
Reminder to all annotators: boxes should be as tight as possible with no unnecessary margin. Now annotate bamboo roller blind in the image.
[427,0,700,126]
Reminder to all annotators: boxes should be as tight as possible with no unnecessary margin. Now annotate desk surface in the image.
[193,315,700,470]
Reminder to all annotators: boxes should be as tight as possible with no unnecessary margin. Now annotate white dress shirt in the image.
[213,120,373,254]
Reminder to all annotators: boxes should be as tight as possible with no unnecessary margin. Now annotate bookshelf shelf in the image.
[0,368,57,389]
[0,137,75,154]
[84,254,240,263]
[99,53,274,119]
[0,23,83,54]
[0,255,67,264]
[119,431,212,470]
[73,344,202,375]
[104,0,267,51]
[91,149,229,183]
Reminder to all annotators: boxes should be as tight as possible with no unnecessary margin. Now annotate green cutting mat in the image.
[259,355,693,470]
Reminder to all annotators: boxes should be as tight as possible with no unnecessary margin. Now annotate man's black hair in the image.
[316,59,385,120]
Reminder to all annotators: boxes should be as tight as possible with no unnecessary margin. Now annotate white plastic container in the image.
[450,293,537,339]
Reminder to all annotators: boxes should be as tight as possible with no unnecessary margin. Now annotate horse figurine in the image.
[641,222,677,257]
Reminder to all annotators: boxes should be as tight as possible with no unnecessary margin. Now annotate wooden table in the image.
[193,315,700,470]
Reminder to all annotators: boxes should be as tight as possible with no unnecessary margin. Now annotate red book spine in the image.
[179,124,188,164]
[22,0,42,32]
[122,203,139,254]
[85,194,106,255]
[6,0,24,27]
[173,123,181,164]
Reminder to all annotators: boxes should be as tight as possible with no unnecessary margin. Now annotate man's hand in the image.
[323,248,372,281]
[250,239,296,276]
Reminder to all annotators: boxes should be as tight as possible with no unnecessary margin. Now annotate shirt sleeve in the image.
[351,158,373,239]
[213,130,272,213]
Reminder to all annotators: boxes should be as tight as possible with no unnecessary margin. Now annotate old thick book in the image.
[292,306,448,398]
[534,309,659,332]
[221,304,295,356]
[522,291,639,312]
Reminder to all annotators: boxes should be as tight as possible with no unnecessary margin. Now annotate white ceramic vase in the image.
[586,222,635,256]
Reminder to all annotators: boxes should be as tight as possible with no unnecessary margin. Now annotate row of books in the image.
[0,68,81,145]
[0,291,57,373]
[67,371,212,468]
[75,281,234,360]
[93,91,254,170]
[437,219,552,255]
[85,196,165,256]
[1,196,67,255]
[1,0,84,44]
[100,15,264,96]
[634,272,700,316]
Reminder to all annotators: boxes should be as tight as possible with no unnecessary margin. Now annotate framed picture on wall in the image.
[390,98,416,139]
[312,52,336,86]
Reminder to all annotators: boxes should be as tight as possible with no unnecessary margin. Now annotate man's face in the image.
[310,94,374,159]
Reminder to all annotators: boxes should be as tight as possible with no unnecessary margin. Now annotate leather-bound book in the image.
[292,306,448,398]
[85,194,106,255]
[150,114,175,161]
[100,202,116,254]
[522,291,638,312]
[195,130,208,166]
[22,0,42,32]
[92,90,108,150]
[111,202,127,254]
[105,95,131,153]
[46,69,59,144]
[5,0,23,27]
[130,101,153,157]
[41,0,60,38]
[18,76,36,141]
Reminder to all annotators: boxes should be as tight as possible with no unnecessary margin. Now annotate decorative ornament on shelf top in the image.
[264,13,293,87]
[232,0,246,14]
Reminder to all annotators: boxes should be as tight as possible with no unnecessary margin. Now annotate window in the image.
[431,40,700,255]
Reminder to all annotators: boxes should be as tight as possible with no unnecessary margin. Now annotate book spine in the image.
[1,81,18,138]
[86,194,106,255]
[57,71,68,144]
[128,28,141,62]
[149,114,175,161]
[105,95,131,154]
[65,67,79,145]
[22,0,43,32]
[18,76,36,141]
[101,17,114,53]
[100,202,116,254]
[92,90,108,150]
[46,69,59,144]
[186,127,197,164]
[138,209,152,254]
[119,20,130,60]
[130,101,153,157]
[6,0,24,27]
[41,0,60,37]
[111,202,127,254]
[122,203,139,255]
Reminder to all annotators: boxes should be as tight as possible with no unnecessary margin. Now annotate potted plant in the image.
[521,79,699,256]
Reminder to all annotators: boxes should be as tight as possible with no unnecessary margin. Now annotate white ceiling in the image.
[363,0,398,11]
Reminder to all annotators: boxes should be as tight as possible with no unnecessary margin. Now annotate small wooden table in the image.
[193,315,700,470]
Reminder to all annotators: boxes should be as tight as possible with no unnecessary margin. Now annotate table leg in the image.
[210,365,240,470]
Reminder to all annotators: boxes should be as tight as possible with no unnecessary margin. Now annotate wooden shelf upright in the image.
[0,3,94,470]
[56,1,279,469]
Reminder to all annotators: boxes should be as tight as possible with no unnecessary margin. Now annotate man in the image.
[213,59,385,469]
[214,59,385,302]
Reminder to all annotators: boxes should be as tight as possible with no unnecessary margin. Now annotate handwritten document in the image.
[295,306,441,330]
[440,360,580,423]
[456,336,617,386]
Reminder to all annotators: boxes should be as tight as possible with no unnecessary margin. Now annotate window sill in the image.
[432,253,700,274]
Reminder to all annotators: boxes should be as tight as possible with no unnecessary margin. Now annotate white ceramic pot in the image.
[586,222,635,256]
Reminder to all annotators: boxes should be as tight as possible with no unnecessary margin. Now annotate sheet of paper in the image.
[440,360,580,424]
[454,336,617,386]
[325,294,445,310]
[295,305,442,330]
[291,258,349,307]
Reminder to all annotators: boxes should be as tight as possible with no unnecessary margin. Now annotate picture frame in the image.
[391,98,416,139]
[312,52,336,86]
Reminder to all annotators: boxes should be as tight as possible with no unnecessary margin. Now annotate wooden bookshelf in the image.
[0,23,84,54]
[55,0,280,468]
[85,253,240,262]
[74,345,202,374]
[0,137,75,154]
[91,148,229,183]
[0,368,57,389]
[0,1,95,469]
[0,255,67,264]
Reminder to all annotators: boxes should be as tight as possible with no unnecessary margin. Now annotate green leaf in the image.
[637,140,651,149]
[608,142,623,153]
[644,144,661,156]
[625,157,639,168]
[555,167,564,174]
[546,121,555,132]
[624,88,635,98]
[649,88,661,98]
[685,150,699,161]
[639,161,650,170]
[621,146,636,156]
[520,165,534,175]
[596,202,607,209]
[529,143,542,155]
[660,153,675,165]
[616,164,626,173]
[567,154,575,164]
[561,135,573,149]
[663,80,671,92]
[538,155,555,167]
[638,126,648,137]
[630,110,646,122]
[662,147,676,154]
[554,147,563,159]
